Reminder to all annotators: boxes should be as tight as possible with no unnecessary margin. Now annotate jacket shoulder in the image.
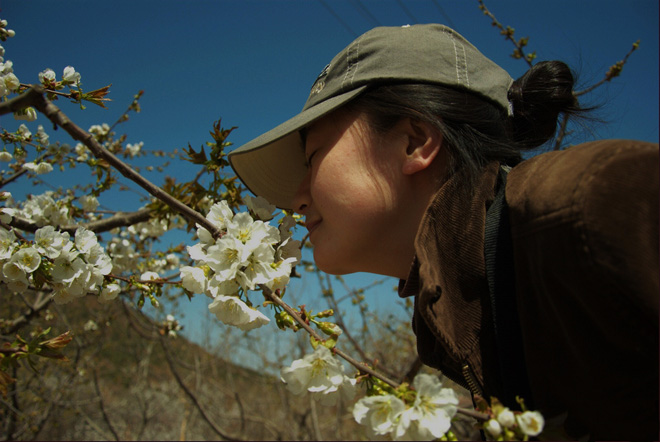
[506,139,658,226]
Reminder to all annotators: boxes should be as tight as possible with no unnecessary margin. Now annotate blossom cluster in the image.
[0,19,19,101]
[180,196,301,331]
[353,374,459,441]
[280,346,461,441]
[0,223,116,304]
[481,401,545,440]
[2,190,86,228]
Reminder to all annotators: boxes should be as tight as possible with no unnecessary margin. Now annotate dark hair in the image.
[344,60,585,191]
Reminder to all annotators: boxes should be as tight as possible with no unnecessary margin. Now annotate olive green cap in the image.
[228,24,513,209]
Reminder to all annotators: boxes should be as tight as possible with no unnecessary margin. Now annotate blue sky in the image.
[1,0,658,359]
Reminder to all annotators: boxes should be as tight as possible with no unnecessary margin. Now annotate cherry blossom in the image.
[208,294,270,331]
[280,345,356,405]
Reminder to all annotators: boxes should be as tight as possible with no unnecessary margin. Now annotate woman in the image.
[228,24,658,440]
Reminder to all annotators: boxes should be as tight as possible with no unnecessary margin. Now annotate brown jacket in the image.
[399,139,659,441]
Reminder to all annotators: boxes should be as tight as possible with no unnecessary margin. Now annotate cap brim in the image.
[228,85,368,210]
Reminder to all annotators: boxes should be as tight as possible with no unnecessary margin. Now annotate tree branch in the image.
[1,86,221,238]
[6,207,152,235]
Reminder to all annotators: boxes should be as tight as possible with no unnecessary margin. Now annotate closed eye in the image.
[305,149,319,168]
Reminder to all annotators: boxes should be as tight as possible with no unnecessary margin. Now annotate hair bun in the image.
[508,60,581,149]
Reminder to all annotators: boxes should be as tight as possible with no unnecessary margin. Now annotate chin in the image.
[313,249,357,276]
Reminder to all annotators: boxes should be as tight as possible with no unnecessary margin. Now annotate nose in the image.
[291,170,311,214]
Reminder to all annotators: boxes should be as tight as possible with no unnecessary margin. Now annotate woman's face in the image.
[292,110,416,277]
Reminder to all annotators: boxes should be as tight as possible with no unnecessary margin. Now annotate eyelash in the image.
[305,150,318,168]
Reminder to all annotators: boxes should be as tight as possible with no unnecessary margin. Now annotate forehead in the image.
[302,110,368,152]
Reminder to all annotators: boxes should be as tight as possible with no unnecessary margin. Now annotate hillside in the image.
[2,295,367,441]
[2,291,479,441]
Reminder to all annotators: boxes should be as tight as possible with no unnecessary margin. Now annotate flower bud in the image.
[316,309,334,318]
[497,407,515,428]
[317,321,342,336]
[275,311,295,330]
[485,419,502,437]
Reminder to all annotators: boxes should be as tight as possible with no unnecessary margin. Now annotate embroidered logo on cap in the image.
[310,63,330,96]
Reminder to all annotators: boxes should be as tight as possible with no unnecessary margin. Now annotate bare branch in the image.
[478,0,535,67]
[575,40,640,96]
[1,291,52,335]
[158,335,240,441]
[92,368,121,441]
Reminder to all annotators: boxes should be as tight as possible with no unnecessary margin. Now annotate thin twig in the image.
[158,335,240,441]
[92,368,121,441]
[574,41,640,97]
[478,0,535,67]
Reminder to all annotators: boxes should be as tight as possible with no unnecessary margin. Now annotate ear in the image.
[400,118,443,175]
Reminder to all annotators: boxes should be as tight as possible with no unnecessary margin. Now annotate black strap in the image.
[484,167,534,409]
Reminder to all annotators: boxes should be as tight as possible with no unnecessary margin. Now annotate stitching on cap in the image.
[342,36,360,90]
[447,28,469,87]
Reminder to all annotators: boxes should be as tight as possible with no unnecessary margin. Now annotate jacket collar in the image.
[399,163,499,375]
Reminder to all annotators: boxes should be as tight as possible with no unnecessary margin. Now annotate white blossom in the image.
[9,247,41,273]
[75,142,89,161]
[34,226,69,259]
[78,195,99,212]
[38,68,56,85]
[88,123,110,140]
[22,161,53,174]
[13,107,37,122]
[0,151,12,161]
[180,265,207,294]
[227,212,279,252]
[244,195,276,221]
[235,242,276,290]
[203,236,246,281]
[280,345,354,404]
[205,200,234,230]
[206,276,240,298]
[62,66,81,85]
[2,260,28,284]
[497,407,516,428]
[140,271,160,281]
[208,294,270,331]
[0,228,16,259]
[36,125,49,147]
[51,250,86,284]
[99,283,120,303]
[353,394,407,438]
[392,374,458,440]
[125,141,143,157]
[485,419,502,438]
[107,238,137,273]
[75,228,98,255]
[3,72,19,91]
[517,410,544,437]
[16,124,31,145]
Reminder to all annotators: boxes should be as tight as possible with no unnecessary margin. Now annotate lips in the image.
[305,219,321,235]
